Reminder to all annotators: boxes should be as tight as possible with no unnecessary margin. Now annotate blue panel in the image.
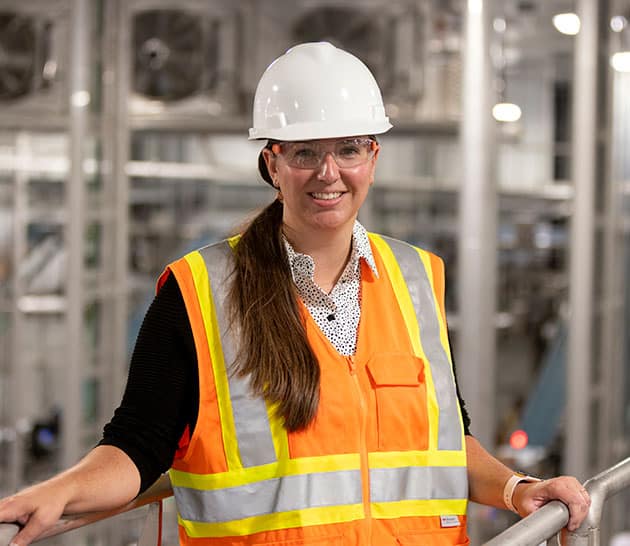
[519,323,566,447]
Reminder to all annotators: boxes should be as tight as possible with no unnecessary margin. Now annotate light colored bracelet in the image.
[503,473,543,514]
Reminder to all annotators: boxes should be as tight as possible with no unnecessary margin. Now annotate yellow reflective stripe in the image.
[267,400,290,462]
[178,504,364,538]
[371,499,467,519]
[368,234,440,451]
[170,453,361,490]
[185,251,241,471]
[368,450,466,469]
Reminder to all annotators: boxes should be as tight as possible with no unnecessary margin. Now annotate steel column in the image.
[457,0,497,450]
[564,0,601,481]
[62,0,91,469]
[458,2,497,541]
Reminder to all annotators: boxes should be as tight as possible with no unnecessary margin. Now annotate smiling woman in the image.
[0,41,591,546]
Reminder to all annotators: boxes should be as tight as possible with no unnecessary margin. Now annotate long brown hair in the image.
[227,198,320,432]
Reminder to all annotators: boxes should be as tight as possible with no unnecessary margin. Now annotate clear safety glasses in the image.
[271,137,378,170]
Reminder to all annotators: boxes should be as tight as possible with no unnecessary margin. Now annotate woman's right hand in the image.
[0,479,70,546]
[0,446,141,546]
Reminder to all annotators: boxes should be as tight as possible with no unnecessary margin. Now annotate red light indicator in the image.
[510,429,529,450]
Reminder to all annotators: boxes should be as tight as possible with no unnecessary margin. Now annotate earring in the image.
[277,190,284,202]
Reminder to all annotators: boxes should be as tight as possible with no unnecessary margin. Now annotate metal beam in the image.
[457,0,497,450]
[63,0,91,469]
[564,0,602,481]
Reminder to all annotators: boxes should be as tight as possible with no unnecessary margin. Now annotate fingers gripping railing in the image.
[0,474,173,546]
[484,457,630,546]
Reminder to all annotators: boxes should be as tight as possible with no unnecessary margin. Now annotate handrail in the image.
[4,458,630,545]
[484,456,630,546]
[566,457,630,545]
[483,500,569,545]
[0,474,173,545]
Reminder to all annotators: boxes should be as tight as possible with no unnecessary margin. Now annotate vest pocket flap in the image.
[366,353,424,386]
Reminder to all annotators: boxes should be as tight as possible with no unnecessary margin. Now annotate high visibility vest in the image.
[159,233,469,546]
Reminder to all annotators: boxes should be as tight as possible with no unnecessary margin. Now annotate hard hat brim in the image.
[249,119,392,141]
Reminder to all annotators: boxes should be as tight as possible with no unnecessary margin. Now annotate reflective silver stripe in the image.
[198,242,277,467]
[381,236,462,450]
[173,469,362,523]
[370,466,468,502]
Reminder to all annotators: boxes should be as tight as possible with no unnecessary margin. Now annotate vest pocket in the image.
[366,353,429,450]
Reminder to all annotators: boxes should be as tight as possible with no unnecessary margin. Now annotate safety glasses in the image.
[271,137,378,170]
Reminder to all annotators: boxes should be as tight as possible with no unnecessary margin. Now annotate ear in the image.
[372,144,381,163]
[368,146,379,186]
[262,148,279,186]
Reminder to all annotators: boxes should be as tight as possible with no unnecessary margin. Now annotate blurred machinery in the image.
[128,0,242,118]
[0,1,69,119]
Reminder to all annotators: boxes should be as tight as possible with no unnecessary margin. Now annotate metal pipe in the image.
[564,0,600,483]
[458,3,497,539]
[7,134,31,493]
[458,0,497,450]
[62,0,91,470]
[482,500,569,546]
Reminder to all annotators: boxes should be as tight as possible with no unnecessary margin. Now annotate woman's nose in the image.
[316,152,340,182]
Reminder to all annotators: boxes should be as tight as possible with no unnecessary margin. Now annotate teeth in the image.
[312,192,342,200]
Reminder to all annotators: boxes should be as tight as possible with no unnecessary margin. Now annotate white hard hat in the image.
[249,42,393,141]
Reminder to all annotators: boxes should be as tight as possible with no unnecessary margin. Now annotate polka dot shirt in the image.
[283,221,378,356]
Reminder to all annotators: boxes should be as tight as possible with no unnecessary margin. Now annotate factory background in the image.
[0,0,628,543]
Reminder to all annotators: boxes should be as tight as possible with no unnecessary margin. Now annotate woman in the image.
[0,42,589,546]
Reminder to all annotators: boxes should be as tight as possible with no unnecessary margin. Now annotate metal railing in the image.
[2,458,630,546]
[0,474,173,546]
[484,456,630,546]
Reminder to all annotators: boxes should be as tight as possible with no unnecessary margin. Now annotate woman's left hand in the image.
[512,476,591,532]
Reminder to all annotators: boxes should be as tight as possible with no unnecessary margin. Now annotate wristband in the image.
[503,473,542,514]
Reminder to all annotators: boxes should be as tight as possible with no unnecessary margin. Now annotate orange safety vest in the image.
[158,233,469,546]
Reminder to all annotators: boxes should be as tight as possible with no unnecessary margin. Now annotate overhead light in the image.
[610,15,627,33]
[611,51,630,72]
[71,90,91,108]
[553,12,581,35]
[493,17,507,33]
[492,102,522,122]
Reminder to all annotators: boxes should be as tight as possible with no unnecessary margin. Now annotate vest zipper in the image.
[348,355,372,544]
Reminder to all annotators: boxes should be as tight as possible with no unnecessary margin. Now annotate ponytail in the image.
[227,199,320,431]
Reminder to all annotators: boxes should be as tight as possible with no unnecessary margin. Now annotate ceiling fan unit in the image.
[128,0,243,119]
[0,0,68,119]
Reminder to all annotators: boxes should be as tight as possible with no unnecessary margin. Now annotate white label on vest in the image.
[440,515,460,528]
